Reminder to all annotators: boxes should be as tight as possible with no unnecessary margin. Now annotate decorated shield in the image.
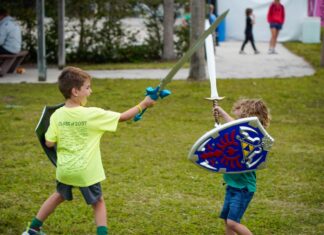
[188,117,274,173]
[35,103,64,167]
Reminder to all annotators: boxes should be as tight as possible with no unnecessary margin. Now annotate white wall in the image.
[218,0,308,42]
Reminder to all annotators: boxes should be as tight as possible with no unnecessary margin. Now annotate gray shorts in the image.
[56,181,102,205]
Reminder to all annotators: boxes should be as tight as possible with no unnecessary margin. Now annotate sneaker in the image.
[254,50,260,54]
[22,224,46,235]
[268,48,278,54]
[239,50,246,54]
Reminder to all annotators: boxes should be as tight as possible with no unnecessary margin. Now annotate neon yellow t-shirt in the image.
[45,106,120,187]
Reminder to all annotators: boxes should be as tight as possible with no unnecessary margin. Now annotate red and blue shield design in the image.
[188,117,274,173]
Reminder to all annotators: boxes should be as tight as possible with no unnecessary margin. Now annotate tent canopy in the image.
[218,0,308,42]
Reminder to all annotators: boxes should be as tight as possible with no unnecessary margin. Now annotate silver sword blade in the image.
[205,20,224,101]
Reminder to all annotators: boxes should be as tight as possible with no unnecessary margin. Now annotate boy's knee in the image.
[97,196,104,203]
[53,192,65,202]
[226,219,240,230]
[93,196,105,206]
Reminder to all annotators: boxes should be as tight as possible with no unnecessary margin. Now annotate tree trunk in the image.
[78,16,85,55]
[162,0,176,60]
[321,35,324,67]
[188,0,206,81]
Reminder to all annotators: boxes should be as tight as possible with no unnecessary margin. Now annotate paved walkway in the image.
[0,42,315,84]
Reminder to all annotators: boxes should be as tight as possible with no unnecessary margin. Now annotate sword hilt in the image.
[206,96,224,127]
[133,86,171,122]
[213,100,220,125]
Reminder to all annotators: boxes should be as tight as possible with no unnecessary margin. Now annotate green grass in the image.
[1,42,324,235]
[69,61,189,70]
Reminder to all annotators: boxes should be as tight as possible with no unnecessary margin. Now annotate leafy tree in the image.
[2,0,191,63]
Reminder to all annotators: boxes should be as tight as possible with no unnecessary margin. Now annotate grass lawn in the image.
[1,42,324,235]
[69,61,189,70]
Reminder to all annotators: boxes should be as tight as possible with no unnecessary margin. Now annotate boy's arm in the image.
[0,24,8,46]
[251,14,255,24]
[119,96,155,122]
[214,106,235,123]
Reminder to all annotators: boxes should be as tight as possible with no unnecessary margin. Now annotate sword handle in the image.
[133,86,171,122]
[134,107,148,121]
[213,100,220,126]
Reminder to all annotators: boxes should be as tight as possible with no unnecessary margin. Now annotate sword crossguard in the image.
[133,86,171,122]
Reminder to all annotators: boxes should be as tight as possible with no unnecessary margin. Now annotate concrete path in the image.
[0,42,315,84]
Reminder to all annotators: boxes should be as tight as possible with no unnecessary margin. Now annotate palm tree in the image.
[188,0,206,81]
[162,0,176,60]
[321,35,324,67]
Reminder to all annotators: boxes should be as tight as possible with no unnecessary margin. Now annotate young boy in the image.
[22,67,156,235]
[214,98,271,235]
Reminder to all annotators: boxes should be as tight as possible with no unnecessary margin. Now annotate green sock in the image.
[30,217,43,229]
[97,226,108,235]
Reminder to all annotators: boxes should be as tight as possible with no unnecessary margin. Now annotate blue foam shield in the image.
[188,117,274,173]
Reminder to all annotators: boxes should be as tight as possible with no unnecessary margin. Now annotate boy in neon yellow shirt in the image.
[22,67,155,235]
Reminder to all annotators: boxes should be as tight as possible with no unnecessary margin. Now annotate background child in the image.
[22,67,155,235]
[214,98,271,235]
[240,8,259,55]
[267,0,285,54]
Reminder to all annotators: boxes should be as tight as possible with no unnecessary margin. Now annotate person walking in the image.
[239,8,259,55]
[267,0,285,54]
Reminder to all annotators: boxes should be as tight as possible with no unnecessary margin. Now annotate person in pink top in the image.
[267,0,285,54]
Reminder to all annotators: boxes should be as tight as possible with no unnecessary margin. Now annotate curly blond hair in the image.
[232,98,271,128]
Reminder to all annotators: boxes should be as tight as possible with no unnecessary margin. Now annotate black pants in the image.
[241,32,257,52]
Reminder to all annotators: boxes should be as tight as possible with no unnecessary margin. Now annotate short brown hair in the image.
[232,98,271,128]
[58,66,91,99]
[245,8,253,16]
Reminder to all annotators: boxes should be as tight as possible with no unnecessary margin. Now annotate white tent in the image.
[218,0,308,42]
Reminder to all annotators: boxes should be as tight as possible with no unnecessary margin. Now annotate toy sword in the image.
[204,19,224,127]
[134,9,229,121]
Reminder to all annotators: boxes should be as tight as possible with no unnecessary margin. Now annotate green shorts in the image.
[56,181,102,205]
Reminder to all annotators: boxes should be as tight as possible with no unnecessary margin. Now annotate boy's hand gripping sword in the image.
[134,10,229,121]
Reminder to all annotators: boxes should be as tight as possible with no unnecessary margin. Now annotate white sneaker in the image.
[268,48,278,54]
[22,227,46,235]
[239,50,246,54]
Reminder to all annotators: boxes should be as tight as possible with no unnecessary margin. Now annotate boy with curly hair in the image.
[214,98,271,235]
